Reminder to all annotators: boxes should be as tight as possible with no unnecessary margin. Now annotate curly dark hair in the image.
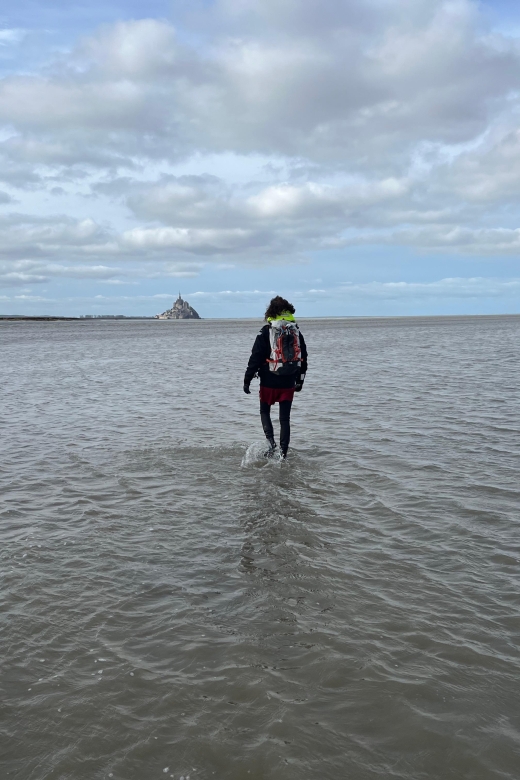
[264,296,295,321]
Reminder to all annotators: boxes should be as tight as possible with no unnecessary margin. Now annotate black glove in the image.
[295,377,304,392]
[243,383,251,394]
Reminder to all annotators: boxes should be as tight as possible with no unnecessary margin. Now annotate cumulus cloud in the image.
[122,226,257,254]
[2,2,520,168]
[0,259,123,285]
[0,0,520,289]
[0,256,204,289]
[0,215,117,260]
[94,173,415,257]
[340,225,520,254]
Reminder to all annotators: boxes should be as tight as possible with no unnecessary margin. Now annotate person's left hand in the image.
[243,383,251,394]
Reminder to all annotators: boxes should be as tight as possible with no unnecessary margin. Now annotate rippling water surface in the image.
[2,316,520,780]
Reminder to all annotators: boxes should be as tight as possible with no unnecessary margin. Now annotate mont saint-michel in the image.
[155,294,201,320]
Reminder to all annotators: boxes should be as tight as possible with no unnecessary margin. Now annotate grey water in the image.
[1,316,519,780]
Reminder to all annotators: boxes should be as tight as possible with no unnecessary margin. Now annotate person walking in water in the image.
[243,296,308,458]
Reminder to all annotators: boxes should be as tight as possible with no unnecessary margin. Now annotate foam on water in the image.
[241,440,287,467]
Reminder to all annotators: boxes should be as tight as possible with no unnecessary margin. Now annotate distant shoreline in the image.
[0,316,156,321]
[1,313,519,322]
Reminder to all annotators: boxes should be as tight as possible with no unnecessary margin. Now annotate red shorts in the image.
[259,386,295,406]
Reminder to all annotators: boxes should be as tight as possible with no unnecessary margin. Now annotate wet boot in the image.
[264,436,277,458]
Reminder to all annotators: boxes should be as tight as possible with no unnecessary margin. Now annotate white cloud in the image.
[1,3,519,169]
[0,271,48,286]
[334,277,520,299]
[121,226,255,254]
[246,178,409,218]
[80,19,179,77]
[0,0,520,283]
[191,276,520,302]
[0,29,25,45]
[342,225,520,254]
[0,259,123,286]
[2,276,517,316]
[0,256,205,289]
[0,215,117,259]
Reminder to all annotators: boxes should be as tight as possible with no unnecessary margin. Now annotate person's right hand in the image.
[295,381,303,392]
[243,383,251,394]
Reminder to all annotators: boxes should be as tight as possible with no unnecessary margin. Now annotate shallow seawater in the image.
[1,316,520,780]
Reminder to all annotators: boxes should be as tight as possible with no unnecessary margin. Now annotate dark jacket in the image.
[244,323,308,389]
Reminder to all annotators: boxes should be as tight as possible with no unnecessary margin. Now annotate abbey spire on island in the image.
[155,293,201,320]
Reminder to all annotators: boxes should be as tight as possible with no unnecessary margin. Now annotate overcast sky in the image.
[1,0,520,317]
